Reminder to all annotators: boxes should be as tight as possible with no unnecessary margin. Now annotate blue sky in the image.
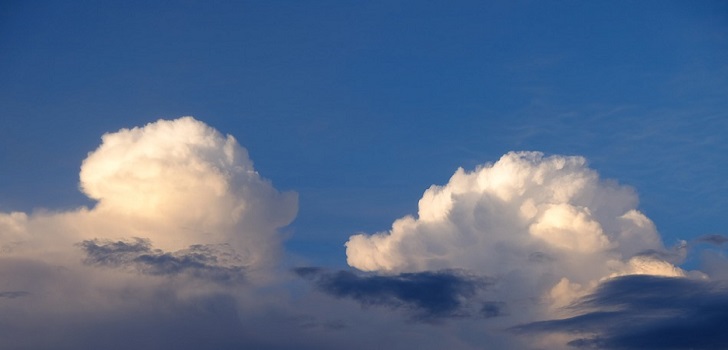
[1,1,727,349]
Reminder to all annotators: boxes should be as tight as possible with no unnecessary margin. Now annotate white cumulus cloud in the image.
[1,116,297,269]
[345,151,683,318]
[0,117,320,349]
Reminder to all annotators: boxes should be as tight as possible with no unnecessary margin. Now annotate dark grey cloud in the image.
[697,234,728,246]
[290,314,348,331]
[0,291,30,299]
[515,275,728,349]
[480,301,506,318]
[79,238,245,283]
[528,251,555,263]
[295,268,491,321]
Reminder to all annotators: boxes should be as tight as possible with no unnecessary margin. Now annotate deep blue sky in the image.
[1,0,727,267]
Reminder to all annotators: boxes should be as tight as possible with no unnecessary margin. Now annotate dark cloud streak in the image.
[79,238,246,283]
[0,291,30,299]
[515,275,728,349]
[697,234,728,246]
[295,268,490,321]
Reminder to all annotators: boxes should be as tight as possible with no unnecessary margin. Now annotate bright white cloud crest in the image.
[80,117,297,254]
[346,151,683,315]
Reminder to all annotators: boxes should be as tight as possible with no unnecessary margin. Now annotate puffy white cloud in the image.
[0,117,311,349]
[1,117,296,269]
[345,151,682,317]
[81,117,296,257]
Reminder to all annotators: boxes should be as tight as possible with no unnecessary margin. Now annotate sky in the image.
[1,1,727,349]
